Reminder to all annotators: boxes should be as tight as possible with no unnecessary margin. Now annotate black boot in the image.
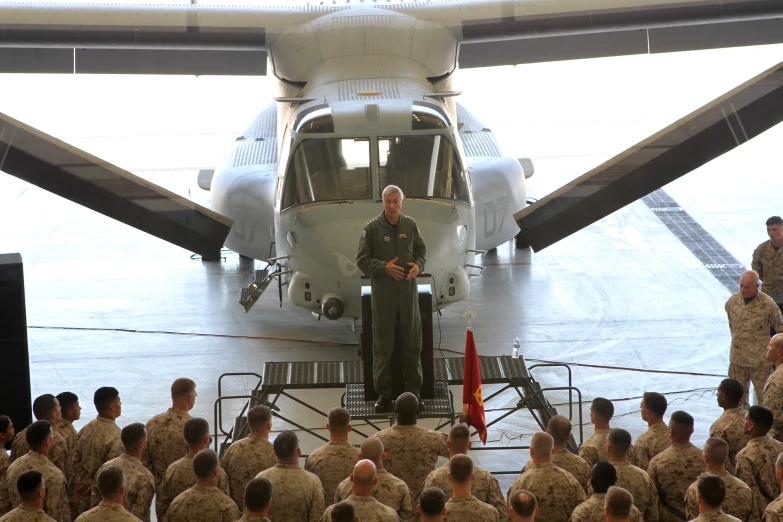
[374,397,392,413]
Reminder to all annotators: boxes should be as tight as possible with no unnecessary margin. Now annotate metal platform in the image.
[343,381,454,429]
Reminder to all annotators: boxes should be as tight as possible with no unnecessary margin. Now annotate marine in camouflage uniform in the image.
[142,408,191,490]
[569,493,643,522]
[0,452,9,484]
[0,506,56,522]
[374,424,448,503]
[725,273,783,406]
[736,435,783,521]
[634,422,669,472]
[220,434,276,510]
[506,463,586,522]
[72,417,123,514]
[233,516,270,522]
[443,495,499,522]
[710,409,750,476]
[752,230,783,297]
[356,187,427,403]
[163,485,239,522]
[766,494,783,522]
[333,467,414,521]
[764,337,783,443]
[0,453,69,522]
[648,441,706,522]
[690,512,742,522]
[685,471,757,522]
[425,460,508,521]
[11,431,69,483]
[256,463,324,522]
[579,430,637,468]
[54,422,77,456]
[156,454,230,521]
[73,502,140,522]
[523,448,590,493]
[320,495,399,522]
[606,461,658,522]
[304,441,360,505]
[89,455,154,522]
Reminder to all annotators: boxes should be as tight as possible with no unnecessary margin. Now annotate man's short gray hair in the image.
[382,185,404,200]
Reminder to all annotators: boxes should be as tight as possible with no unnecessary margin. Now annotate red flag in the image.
[463,329,487,444]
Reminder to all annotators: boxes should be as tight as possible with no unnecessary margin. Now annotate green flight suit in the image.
[356,211,427,399]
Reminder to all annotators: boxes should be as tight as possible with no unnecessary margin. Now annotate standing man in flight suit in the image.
[357,185,427,413]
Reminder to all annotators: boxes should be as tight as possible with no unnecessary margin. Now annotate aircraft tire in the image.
[515,232,530,249]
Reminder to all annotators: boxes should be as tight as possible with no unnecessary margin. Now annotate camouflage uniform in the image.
[684,470,757,522]
[765,367,783,443]
[142,408,190,490]
[0,506,56,522]
[0,451,9,483]
[634,422,669,472]
[334,467,414,521]
[320,495,399,522]
[156,454,231,521]
[689,512,742,522]
[375,425,448,503]
[608,461,658,522]
[304,441,360,505]
[578,429,637,468]
[725,292,783,405]
[73,417,123,514]
[220,434,276,510]
[424,460,508,521]
[73,502,140,522]
[506,462,586,522]
[233,517,270,522]
[90,454,154,522]
[752,241,783,296]
[710,407,750,476]
[163,485,239,522]
[443,495,499,522]
[569,493,643,522]
[55,422,77,455]
[648,442,705,522]
[0,452,70,522]
[11,431,70,482]
[736,436,783,521]
[256,463,324,522]
[766,494,783,522]
[523,448,590,493]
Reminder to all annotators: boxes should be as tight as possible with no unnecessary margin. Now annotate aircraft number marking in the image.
[483,196,508,238]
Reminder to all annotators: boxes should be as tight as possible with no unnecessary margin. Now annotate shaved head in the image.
[360,437,384,464]
[352,459,376,488]
[531,432,554,459]
[772,334,783,349]
[546,416,572,443]
[704,438,728,466]
[395,393,419,424]
[448,424,471,453]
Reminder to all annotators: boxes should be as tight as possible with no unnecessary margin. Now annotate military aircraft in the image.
[1,0,782,321]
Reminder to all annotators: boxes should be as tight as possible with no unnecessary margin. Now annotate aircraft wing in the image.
[0,111,233,259]
[0,1,781,74]
[514,59,783,252]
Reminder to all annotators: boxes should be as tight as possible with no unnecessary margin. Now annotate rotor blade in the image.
[514,59,783,252]
[0,112,232,259]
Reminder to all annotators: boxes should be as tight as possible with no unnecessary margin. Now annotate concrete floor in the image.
[2,48,783,503]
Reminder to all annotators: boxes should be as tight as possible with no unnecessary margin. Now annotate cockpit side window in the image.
[378,135,468,203]
[281,138,372,210]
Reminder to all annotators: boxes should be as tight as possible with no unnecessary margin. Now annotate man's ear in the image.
[349,474,356,484]
[417,505,423,514]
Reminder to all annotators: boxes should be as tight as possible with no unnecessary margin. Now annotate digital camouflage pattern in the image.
[73,502,140,522]
[752,241,783,295]
[142,409,190,490]
[0,453,70,522]
[11,430,69,482]
[505,462,586,522]
[688,511,742,522]
[523,448,590,493]
[765,367,783,443]
[304,441,360,505]
[374,425,448,503]
[578,429,637,468]
[90,454,154,522]
[256,463,324,522]
[710,407,750,476]
[634,422,670,472]
[220,434,276,510]
[443,495,499,522]
[736,436,783,522]
[232,517,270,522]
[155,453,230,521]
[334,468,414,521]
[648,442,705,522]
[729,364,774,409]
[608,461,658,522]
[162,485,239,522]
[765,494,783,522]
[725,292,783,368]
[569,493,642,522]
[0,452,9,484]
[55,422,77,456]
[424,459,508,522]
[73,417,123,514]
[0,506,55,522]
[320,495,399,522]
[684,470,757,522]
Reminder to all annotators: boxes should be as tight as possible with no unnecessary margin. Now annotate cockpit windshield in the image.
[281,138,372,209]
[379,135,469,203]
